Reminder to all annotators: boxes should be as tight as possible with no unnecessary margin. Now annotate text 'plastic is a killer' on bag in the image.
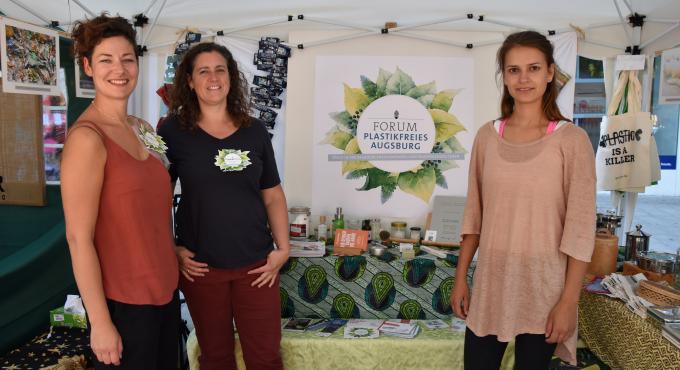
[596,70,661,193]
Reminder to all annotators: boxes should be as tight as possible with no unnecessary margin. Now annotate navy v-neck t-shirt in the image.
[158,115,280,269]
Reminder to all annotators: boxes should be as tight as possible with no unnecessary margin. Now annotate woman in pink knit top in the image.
[451,31,596,369]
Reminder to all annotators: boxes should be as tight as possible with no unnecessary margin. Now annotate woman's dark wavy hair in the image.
[497,31,568,122]
[170,42,251,130]
[71,12,137,67]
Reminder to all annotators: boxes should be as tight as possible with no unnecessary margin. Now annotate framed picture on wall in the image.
[660,47,680,105]
[0,17,61,96]
[74,59,95,98]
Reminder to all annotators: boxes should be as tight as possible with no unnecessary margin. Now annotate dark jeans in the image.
[464,327,558,370]
[180,259,283,370]
[93,290,180,370]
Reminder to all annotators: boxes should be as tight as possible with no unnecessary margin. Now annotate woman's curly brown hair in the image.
[71,13,137,67]
[170,42,251,130]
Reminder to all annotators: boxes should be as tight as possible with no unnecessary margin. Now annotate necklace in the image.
[91,100,129,126]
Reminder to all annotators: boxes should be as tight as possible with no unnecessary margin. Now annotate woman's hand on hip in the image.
[450,278,470,319]
[248,249,290,288]
[175,246,209,282]
[545,299,577,343]
[91,320,123,366]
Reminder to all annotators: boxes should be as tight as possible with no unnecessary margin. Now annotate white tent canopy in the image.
[1,0,679,52]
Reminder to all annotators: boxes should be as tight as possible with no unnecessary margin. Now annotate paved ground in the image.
[597,193,680,254]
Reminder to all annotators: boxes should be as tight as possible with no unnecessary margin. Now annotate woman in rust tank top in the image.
[61,14,179,369]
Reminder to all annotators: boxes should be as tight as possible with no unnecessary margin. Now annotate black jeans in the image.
[92,291,180,370]
[464,327,558,370]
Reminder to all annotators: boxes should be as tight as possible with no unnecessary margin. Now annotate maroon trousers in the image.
[181,260,283,370]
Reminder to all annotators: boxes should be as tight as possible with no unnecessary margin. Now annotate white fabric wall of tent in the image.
[2,0,680,202]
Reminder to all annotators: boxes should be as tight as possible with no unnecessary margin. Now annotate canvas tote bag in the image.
[596,70,660,192]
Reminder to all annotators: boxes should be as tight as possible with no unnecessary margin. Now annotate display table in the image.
[186,322,515,370]
[278,255,458,319]
[578,292,680,370]
[187,255,515,369]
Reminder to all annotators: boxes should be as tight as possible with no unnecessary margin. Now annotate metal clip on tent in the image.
[136,45,148,57]
[628,13,646,28]
[7,0,50,25]
[134,14,150,27]
[141,0,168,47]
[625,45,641,55]
[70,0,96,18]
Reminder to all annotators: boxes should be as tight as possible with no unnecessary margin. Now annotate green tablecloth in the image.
[279,255,457,320]
[187,321,516,370]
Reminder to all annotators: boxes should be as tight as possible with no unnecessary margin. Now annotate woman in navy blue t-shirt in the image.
[159,42,290,370]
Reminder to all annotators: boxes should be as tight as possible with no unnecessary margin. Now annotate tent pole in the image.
[390,15,469,32]
[582,38,625,50]
[220,18,295,35]
[586,20,628,30]
[479,17,532,31]
[300,31,377,49]
[646,18,680,24]
[473,39,503,47]
[70,0,96,18]
[223,33,260,42]
[393,31,468,49]
[141,0,167,47]
[621,0,634,13]
[143,0,160,17]
[7,0,50,25]
[299,16,377,32]
[156,22,185,30]
[613,0,634,46]
[640,22,679,49]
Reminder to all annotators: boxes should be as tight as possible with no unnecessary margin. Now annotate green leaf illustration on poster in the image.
[385,67,416,95]
[341,138,373,175]
[431,89,460,112]
[397,168,436,203]
[430,109,466,143]
[406,81,436,99]
[321,128,353,151]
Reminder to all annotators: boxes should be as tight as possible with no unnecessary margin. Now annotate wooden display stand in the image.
[622,261,675,285]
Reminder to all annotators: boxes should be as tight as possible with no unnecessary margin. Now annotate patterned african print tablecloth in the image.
[278,255,458,320]
[578,292,680,370]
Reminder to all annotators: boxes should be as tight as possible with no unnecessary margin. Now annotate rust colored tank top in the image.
[71,120,178,305]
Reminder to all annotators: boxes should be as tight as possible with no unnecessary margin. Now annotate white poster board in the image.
[0,18,61,96]
[312,56,474,221]
[660,47,680,105]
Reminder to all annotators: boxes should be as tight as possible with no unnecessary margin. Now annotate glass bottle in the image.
[331,207,344,243]
[317,215,328,242]
[370,218,381,241]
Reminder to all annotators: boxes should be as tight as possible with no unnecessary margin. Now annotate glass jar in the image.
[370,218,381,241]
[289,206,310,239]
[391,221,407,239]
[410,227,421,241]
